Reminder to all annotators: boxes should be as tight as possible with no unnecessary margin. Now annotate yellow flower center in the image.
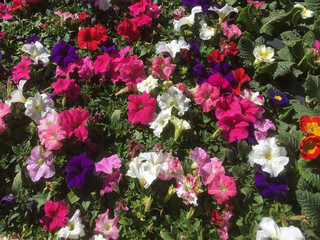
[306,122,320,135]
[260,51,266,57]
[160,119,166,126]
[303,9,307,14]
[220,185,227,192]
[304,140,317,154]
[265,152,272,160]
[160,63,165,70]
[69,222,75,231]
[169,100,175,107]
[38,158,44,165]
[35,104,41,111]
[274,96,282,101]
[33,50,39,58]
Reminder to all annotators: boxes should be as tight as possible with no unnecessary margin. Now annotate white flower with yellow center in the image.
[208,4,239,23]
[248,137,289,177]
[6,79,27,107]
[253,45,275,65]
[149,108,171,137]
[199,20,215,40]
[294,4,313,19]
[173,6,203,31]
[21,41,50,66]
[58,209,85,239]
[137,75,158,93]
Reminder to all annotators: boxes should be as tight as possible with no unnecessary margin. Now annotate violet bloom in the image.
[51,40,79,68]
[254,170,288,200]
[25,34,40,44]
[66,152,94,189]
[27,200,37,213]
[190,39,201,56]
[193,58,212,84]
[99,40,118,54]
[1,194,15,206]
[268,89,290,105]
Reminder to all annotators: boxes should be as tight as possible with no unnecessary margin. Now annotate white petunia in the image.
[21,41,50,66]
[58,209,85,239]
[294,4,313,19]
[89,235,106,240]
[137,75,159,93]
[157,86,190,116]
[156,39,190,58]
[253,45,275,65]
[6,79,27,106]
[256,217,304,240]
[170,116,191,141]
[127,151,165,188]
[94,0,111,11]
[173,6,202,31]
[176,174,202,206]
[248,137,289,177]
[149,109,171,137]
[24,93,55,124]
[199,20,215,40]
[208,4,239,22]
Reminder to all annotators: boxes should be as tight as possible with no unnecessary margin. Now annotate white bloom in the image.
[256,217,304,240]
[253,45,275,65]
[176,174,202,206]
[156,39,190,58]
[21,41,50,66]
[137,75,158,93]
[6,79,27,106]
[24,93,55,124]
[240,89,265,106]
[94,0,111,11]
[157,86,190,116]
[127,152,165,188]
[208,4,239,22]
[248,137,289,177]
[173,6,202,31]
[199,20,215,40]
[89,234,106,240]
[149,109,171,137]
[58,209,85,239]
[294,4,313,19]
[170,116,191,141]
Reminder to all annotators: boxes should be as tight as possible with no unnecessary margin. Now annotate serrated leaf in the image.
[256,62,277,75]
[277,47,294,62]
[12,172,22,194]
[237,37,254,65]
[291,99,317,119]
[236,5,259,33]
[281,30,301,47]
[276,131,302,159]
[260,10,287,36]
[306,0,320,13]
[273,61,295,78]
[296,190,320,226]
[298,158,320,191]
[305,74,320,100]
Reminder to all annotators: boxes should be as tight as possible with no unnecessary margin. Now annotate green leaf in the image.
[276,131,302,159]
[291,99,317,119]
[12,172,22,194]
[277,47,294,62]
[305,74,320,100]
[256,62,277,75]
[110,110,121,123]
[160,230,175,240]
[32,192,52,211]
[298,158,320,191]
[236,5,259,33]
[273,61,295,79]
[67,191,80,204]
[281,30,301,47]
[260,10,288,36]
[306,0,320,13]
[81,201,91,211]
[296,190,320,226]
[237,140,251,161]
[237,37,254,65]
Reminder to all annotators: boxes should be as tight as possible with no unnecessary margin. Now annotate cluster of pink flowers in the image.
[52,78,81,100]
[221,22,242,39]
[11,56,33,83]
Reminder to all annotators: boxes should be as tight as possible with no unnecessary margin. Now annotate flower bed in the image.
[0,0,320,239]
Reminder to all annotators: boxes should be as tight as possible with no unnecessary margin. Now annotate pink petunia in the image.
[78,57,94,82]
[247,0,264,8]
[221,22,242,39]
[215,94,241,120]
[127,92,156,125]
[208,173,237,204]
[94,53,113,76]
[94,209,119,239]
[201,157,226,185]
[0,100,11,118]
[218,114,249,143]
[55,58,82,77]
[42,123,67,151]
[131,14,153,27]
[52,78,81,101]
[239,97,259,123]
[208,73,230,90]
[95,154,122,175]
[152,56,176,81]
[0,3,12,20]
[12,57,33,83]
[100,169,122,196]
[194,82,220,112]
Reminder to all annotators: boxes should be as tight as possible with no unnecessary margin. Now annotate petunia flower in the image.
[248,137,289,177]
[57,209,85,239]
[240,89,265,106]
[221,22,241,39]
[12,56,33,83]
[199,20,215,40]
[117,18,140,42]
[21,41,51,66]
[66,152,94,189]
[26,146,55,182]
[253,45,275,65]
[299,115,320,137]
[256,217,304,240]
[94,0,111,11]
[170,116,191,141]
[100,169,122,196]
[51,40,79,68]
[0,3,12,20]
[268,89,289,105]
[149,108,171,137]
[208,4,239,23]
[208,173,237,204]
[94,209,119,240]
[194,82,220,112]
[299,136,320,160]
[247,0,264,9]
[156,39,190,58]
[151,56,176,81]
[173,6,202,31]
[95,154,121,175]
[6,80,27,107]
[137,75,158,93]
[176,174,202,206]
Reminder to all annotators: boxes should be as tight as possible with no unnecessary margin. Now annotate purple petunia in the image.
[99,40,118,54]
[254,170,288,200]
[25,34,40,44]
[268,89,290,105]
[193,58,213,84]
[66,152,94,189]
[1,193,15,206]
[51,40,79,68]
[190,39,201,56]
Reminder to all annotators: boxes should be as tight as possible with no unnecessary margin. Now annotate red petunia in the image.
[77,24,107,51]
[299,115,320,137]
[117,18,140,42]
[220,42,239,56]
[299,136,320,160]
[127,92,156,125]
[10,0,24,11]
[208,50,225,63]
[77,12,87,21]
[231,68,250,95]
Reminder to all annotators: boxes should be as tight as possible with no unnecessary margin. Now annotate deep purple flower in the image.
[268,89,290,105]
[25,34,40,44]
[99,40,118,54]
[193,58,212,84]
[27,200,37,213]
[254,170,288,200]
[1,194,15,206]
[210,61,233,76]
[190,39,201,56]
[66,152,94,189]
[51,40,79,68]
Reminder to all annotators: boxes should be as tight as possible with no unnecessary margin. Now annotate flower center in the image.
[160,63,165,70]
[303,9,307,14]
[274,95,282,101]
[265,152,272,160]
[139,104,144,109]
[34,104,41,111]
[260,51,266,57]
[306,122,320,135]
[33,50,39,58]
[220,185,227,192]
[169,100,175,107]
[38,158,44,165]
[69,221,75,231]
[304,140,317,154]
[104,221,111,231]
[160,119,166,126]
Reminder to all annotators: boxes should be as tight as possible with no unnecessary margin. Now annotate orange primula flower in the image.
[299,136,320,160]
[299,115,320,136]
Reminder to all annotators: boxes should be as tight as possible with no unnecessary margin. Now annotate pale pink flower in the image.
[247,0,264,8]
[189,147,210,166]
[37,111,61,140]
[54,11,74,22]
[42,123,67,150]
[151,56,176,81]
[158,152,184,180]
[201,157,226,185]
[0,100,11,118]
[0,3,12,20]
[253,118,276,140]
[94,209,119,240]
[26,146,55,182]
[194,82,220,112]
[12,57,33,83]
[115,200,129,212]
[78,57,94,82]
[221,22,241,39]
[95,154,121,175]
[208,174,237,204]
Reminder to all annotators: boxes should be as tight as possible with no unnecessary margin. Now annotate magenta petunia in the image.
[215,94,241,120]
[127,92,156,125]
[95,154,122,175]
[151,56,176,81]
[194,82,220,113]
[218,114,249,143]
[12,56,33,84]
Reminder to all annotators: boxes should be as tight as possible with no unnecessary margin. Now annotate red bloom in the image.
[77,24,107,51]
[78,12,87,21]
[127,92,156,125]
[299,115,320,137]
[231,68,250,95]
[220,42,239,56]
[211,210,224,227]
[299,136,320,160]
[117,18,140,42]
[39,200,69,232]
[208,50,225,63]
[10,0,25,11]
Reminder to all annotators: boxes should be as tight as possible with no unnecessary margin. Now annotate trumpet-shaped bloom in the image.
[21,41,51,66]
[94,209,119,240]
[0,3,12,20]
[6,79,27,106]
[218,114,249,143]
[137,75,158,93]
[170,116,191,141]
[156,39,190,58]
[208,173,237,204]
[42,123,67,151]
[248,137,289,177]
[209,4,239,22]
[194,82,220,112]
[176,174,202,206]
[12,57,33,83]
[95,154,121,175]
[173,6,202,31]
[199,20,215,40]
[253,45,275,65]
[240,89,265,106]
[256,217,304,240]
[149,109,171,137]
[51,40,79,68]
[57,209,85,239]
[26,146,55,182]
[152,56,176,80]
